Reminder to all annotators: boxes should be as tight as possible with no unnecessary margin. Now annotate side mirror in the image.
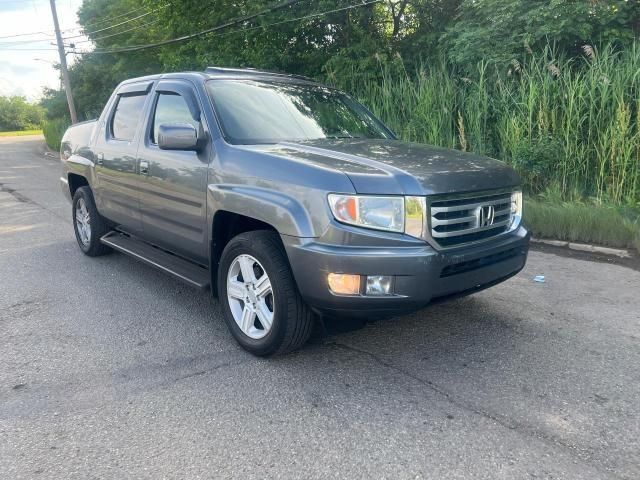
[157,123,200,151]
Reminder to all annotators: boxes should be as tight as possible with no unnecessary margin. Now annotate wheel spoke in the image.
[226,253,274,340]
[255,301,273,331]
[240,305,255,334]
[227,279,245,300]
[254,273,271,298]
[238,255,255,283]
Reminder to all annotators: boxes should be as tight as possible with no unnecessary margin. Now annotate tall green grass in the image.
[525,197,640,252]
[336,43,640,206]
[42,118,70,151]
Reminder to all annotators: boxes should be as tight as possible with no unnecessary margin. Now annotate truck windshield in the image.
[206,79,393,144]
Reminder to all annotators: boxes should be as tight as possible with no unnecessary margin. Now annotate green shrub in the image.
[338,43,640,206]
[42,118,70,151]
[525,197,640,252]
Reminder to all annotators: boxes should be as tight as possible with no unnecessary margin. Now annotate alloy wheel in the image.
[75,197,91,246]
[226,254,275,339]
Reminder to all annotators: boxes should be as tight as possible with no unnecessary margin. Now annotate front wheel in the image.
[218,230,314,356]
[72,186,112,257]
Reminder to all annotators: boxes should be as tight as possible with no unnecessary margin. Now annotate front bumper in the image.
[283,225,530,317]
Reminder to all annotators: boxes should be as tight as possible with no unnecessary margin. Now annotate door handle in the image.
[96,153,104,165]
[139,160,149,175]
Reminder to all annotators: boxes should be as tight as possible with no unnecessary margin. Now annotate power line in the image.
[63,4,170,40]
[0,37,53,46]
[82,4,151,29]
[0,4,166,41]
[79,0,302,53]
[0,47,58,51]
[0,31,53,40]
[72,17,163,45]
[80,0,377,55]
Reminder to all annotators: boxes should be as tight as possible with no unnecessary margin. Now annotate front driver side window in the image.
[151,93,199,144]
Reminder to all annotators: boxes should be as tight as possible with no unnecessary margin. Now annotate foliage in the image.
[340,43,640,205]
[42,118,71,151]
[0,96,44,132]
[41,0,640,209]
[0,130,43,137]
[525,195,640,252]
[444,0,640,71]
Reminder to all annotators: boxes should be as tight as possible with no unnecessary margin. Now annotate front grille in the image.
[428,190,514,249]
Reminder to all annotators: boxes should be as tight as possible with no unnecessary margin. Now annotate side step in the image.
[100,231,210,289]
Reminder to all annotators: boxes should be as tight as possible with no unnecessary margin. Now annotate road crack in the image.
[0,182,68,222]
[331,341,625,480]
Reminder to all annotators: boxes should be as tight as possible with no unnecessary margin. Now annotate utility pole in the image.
[49,0,78,124]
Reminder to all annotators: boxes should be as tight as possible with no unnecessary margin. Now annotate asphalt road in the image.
[1,135,639,480]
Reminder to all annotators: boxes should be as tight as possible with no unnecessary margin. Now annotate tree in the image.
[0,96,44,131]
[443,0,640,71]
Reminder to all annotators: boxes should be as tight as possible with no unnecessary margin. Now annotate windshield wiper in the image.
[325,134,361,139]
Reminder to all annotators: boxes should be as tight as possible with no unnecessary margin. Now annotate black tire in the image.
[72,186,112,257]
[218,230,314,356]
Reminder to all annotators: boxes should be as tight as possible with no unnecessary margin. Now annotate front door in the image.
[93,83,151,234]
[136,80,210,264]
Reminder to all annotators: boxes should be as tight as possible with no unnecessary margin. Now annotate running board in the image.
[100,231,210,289]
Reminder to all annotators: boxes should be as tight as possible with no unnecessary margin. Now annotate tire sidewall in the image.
[218,235,290,356]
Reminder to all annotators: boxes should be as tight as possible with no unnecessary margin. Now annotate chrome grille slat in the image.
[431,215,476,226]
[431,206,511,226]
[431,218,511,238]
[431,197,511,214]
[427,190,514,249]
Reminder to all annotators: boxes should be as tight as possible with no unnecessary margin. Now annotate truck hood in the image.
[244,139,520,195]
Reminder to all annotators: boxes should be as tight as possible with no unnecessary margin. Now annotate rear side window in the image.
[111,94,147,141]
[151,93,199,144]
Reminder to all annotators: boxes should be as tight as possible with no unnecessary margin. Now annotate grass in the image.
[0,129,43,137]
[330,43,640,251]
[42,118,70,151]
[339,43,640,206]
[525,197,640,253]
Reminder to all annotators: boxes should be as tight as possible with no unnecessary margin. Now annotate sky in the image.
[0,0,87,100]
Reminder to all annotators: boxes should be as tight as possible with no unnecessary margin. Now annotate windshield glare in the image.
[206,79,392,144]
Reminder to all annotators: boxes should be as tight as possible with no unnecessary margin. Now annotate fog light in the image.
[328,273,361,295]
[366,275,393,296]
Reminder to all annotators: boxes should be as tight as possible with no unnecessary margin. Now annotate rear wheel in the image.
[218,230,314,356]
[72,186,111,257]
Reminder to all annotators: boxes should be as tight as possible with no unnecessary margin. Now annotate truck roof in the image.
[118,67,318,88]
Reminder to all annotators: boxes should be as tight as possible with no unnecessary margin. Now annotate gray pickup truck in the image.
[60,67,529,356]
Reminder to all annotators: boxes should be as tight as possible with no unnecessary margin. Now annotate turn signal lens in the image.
[404,196,426,239]
[327,273,361,295]
[509,190,523,231]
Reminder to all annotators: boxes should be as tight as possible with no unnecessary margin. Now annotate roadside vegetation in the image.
[38,0,640,251]
[525,196,640,252]
[0,129,43,137]
[0,96,44,133]
[41,118,70,151]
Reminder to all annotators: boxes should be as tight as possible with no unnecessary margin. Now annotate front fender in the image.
[207,184,318,238]
[63,153,96,186]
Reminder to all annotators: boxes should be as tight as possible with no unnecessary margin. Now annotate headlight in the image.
[509,190,523,231]
[328,194,404,233]
[328,194,426,238]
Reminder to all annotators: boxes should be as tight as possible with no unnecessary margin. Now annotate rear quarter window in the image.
[110,94,147,141]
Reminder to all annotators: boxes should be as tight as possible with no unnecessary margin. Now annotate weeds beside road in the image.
[0,129,42,137]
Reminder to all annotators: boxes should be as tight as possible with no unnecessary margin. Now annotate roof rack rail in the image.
[204,66,314,82]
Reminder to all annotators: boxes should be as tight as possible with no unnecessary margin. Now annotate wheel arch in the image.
[209,210,282,297]
[68,172,89,197]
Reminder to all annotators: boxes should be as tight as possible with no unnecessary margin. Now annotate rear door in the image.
[93,82,152,234]
[136,80,211,263]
